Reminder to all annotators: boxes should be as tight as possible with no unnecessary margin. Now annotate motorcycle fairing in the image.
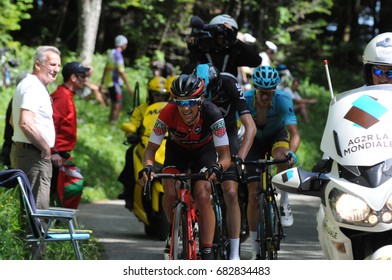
[321,84,392,166]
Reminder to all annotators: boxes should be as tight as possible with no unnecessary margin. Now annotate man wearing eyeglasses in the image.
[243,65,300,259]
[363,32,392,86]
[50,62,90,206]
[195,63,256,260]
[139,74,231,260]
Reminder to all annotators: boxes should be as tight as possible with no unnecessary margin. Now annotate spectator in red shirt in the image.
[50,62,90,200]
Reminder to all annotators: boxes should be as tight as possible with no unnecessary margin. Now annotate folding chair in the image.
[0,169,90,260]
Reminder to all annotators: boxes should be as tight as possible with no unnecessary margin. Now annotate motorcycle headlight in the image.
[387,194,392,211]
[329,189,371,226]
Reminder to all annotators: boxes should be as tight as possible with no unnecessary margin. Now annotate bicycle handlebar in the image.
[241,158,290,166]
[152,173,207,181]
[143,173,208,201]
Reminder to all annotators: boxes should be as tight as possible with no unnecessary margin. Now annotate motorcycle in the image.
[272,84,392,260]
[121,83,170,241]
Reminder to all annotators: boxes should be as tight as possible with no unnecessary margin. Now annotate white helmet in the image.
[265,41,278,53]
[115,35,128,47]
[209,14,238,30]
[362,32,392,66]
[362,32,392,85]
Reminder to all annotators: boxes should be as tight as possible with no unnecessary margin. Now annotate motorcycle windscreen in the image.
[321,84,392,166]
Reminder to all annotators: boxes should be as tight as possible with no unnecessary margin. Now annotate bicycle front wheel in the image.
[257,193,278,260]
[171,203,197,260]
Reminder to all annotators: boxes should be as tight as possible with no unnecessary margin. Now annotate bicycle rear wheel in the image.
[257,192,278,260]
[212,197,229,259]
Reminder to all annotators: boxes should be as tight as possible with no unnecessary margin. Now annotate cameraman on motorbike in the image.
[118,77,170,210]
[181,14,261,77]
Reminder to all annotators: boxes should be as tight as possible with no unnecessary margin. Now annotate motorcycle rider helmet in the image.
[194,63,222,100]
[209,14,238,30]
[165,75,178,94]
[252,65,281,89]
[362,32,392,85]
[170,74,205,99]
[147,77,168,103]
[115,35,128,47]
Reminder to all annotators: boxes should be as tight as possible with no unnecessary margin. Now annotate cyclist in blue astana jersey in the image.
[195,63,256,260]
[243,65,300,260]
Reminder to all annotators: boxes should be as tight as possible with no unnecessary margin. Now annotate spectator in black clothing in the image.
[1,99,13,168]
[181,14,261,77]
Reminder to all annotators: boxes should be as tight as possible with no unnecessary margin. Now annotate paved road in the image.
[77,194,326,260]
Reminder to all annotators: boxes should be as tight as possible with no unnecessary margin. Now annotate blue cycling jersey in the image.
[243,88,297,140]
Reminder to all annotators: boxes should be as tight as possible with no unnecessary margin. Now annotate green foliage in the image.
[0,0,33,45]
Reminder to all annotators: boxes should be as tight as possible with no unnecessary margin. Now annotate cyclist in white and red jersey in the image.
[195,63,256,260]
[139,73,231,260]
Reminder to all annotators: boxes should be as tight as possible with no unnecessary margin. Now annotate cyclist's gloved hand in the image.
[207,163,223,181]
[287,150,298,165]
[138,165,155,180]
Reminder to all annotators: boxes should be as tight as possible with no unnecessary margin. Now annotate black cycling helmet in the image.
[252,65,280,89]
[194,63,222,99]
[170,74,205,98]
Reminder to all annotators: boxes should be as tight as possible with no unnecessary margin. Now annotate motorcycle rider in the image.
[138,74,231,260]
[243,65,300,259]
[195,63,256,259]
[312,32,392,174]
[118,77,169,210]
[362,32,392,86]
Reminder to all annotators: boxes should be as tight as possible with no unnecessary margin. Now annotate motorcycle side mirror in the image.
[272,167,330,198]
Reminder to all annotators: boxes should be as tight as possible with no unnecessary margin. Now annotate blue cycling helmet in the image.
[194,63,221,100]
[252,65,280,89]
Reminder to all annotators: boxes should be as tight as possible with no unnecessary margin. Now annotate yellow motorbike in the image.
[121,101,169,240]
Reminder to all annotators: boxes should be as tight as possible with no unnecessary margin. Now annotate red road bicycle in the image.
[144,172,228,260]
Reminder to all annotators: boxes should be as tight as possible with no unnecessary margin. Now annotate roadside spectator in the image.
[259,41,278,66]
[11,45,61,258]
[284,79,317,124]
[276,64,294,90]
[100,35,133,122]
[50,62,90,207]
[181,14,261,77]
[77,65,107,106]
[1,98,13,168]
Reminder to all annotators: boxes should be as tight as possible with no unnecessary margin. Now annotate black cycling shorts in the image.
[245,128,289,183]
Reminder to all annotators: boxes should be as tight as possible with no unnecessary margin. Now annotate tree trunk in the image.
[77,0,102,65]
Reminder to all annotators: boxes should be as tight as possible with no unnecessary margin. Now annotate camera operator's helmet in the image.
[194,64,222,99]
[362,32,392,85]
[252,66,280,89]
[148,77,168,103]
[209,14,238,31]
[171,74,205,99]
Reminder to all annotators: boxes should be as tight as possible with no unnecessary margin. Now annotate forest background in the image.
[0,0,391,202]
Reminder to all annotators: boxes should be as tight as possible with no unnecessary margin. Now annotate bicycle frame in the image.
[240,156,289,260]
[146,173,205,260]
